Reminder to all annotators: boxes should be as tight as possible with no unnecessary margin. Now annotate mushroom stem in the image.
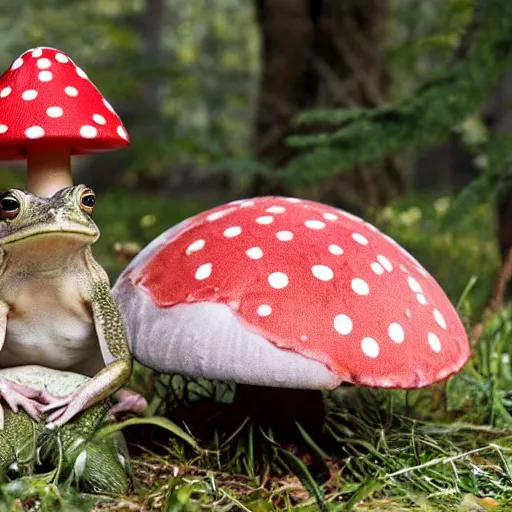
[26,148,72,197]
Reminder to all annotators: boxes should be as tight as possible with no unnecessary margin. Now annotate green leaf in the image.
[96,416,200,451]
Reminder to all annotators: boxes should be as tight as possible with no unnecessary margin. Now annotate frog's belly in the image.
[2,311,101,371]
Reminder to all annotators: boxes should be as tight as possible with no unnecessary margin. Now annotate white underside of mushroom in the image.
[113,278,342,390]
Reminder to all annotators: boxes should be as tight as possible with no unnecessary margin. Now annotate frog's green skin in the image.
[0,366,130,494]
[0,186,132,427]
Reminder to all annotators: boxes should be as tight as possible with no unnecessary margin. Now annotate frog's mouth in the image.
[2,223,99,246]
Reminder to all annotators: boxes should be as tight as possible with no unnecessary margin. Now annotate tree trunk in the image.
[252,0,405,211]
[139,0,165,130]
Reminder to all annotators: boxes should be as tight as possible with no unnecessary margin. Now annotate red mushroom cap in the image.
[113,197,470,390]
[0,47,129,159]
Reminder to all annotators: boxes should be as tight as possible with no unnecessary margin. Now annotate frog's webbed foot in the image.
[0,377,45,427]
[107,389,148,420]
[43,388,148,427]
[42,392,80,427]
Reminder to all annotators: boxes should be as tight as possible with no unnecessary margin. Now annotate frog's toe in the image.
[4,379,41,399]
[38,386,64,405]
[41,395,72,414]
[44,394,85,427]
[108,389,148,418]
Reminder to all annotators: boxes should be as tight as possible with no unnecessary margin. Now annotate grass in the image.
[0,179,510,510]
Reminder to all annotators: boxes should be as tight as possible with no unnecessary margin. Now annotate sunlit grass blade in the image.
[275,447,329,512]
[96,416,200,451]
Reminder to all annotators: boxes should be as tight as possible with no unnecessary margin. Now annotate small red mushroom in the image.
[112,197,470,392]
[0,47,129,197]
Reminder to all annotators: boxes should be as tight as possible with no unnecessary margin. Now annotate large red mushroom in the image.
[0,47,129,197]
[112,197,470,396]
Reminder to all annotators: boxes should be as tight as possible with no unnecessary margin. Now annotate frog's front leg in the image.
[43,283,132,427]
[0,301,54,427]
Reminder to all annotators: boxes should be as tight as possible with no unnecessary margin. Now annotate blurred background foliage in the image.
[0,0,510,318]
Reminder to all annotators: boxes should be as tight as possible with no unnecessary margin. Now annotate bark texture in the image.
[253,0,405,210]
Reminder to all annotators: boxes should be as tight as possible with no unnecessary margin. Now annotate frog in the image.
[0,185,143,427]
[0,365,130,494]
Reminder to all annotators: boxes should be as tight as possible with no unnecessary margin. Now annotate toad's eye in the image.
[0,196,20,219]
[80,189,96,214]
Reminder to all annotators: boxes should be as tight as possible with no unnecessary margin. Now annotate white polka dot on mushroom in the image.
[37,58,51,69]
[117,125,128,140]
[399,264,409,273]
[186,239,205,255]
[207,211,226,221]
[371,262,384,275]
[80,125,97,139]
[428,333,441,353]
[0,125,7,134]
[223,226,242,238]
[65,86,78,97]
[38,71,52,82]
[46,107,63,118]
[312,265,334,281]
[195,263,212,280]
[11,57,23,70]
[276,231,293,242]
[246,247,263,259]
[377,255,393,272]
[433,309,447,329]
[323,213,338,221]
[417,294,427,305]
[257,305,272,317]
[0,87,11,98]
[22,90,38,100]
[351,278,369,295]
[285,198,302,203]
[103,98,115,112]
[361,337,379,358]
[305,220,326,230]
[268,272,289,289]
[25,126,44,139]
[55,53,68,63]
[256,216,274,225]
[334,314,352,335]
[388,322,405,343]
[408,276,422,293]
[329,244,343,255]
[31,48,42,58]
[76,66,88,79]
[352,233,368,245]
[266,206,285,214]
[239,201,255,208]
[93,114,106,125]
[417,266,429,276]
